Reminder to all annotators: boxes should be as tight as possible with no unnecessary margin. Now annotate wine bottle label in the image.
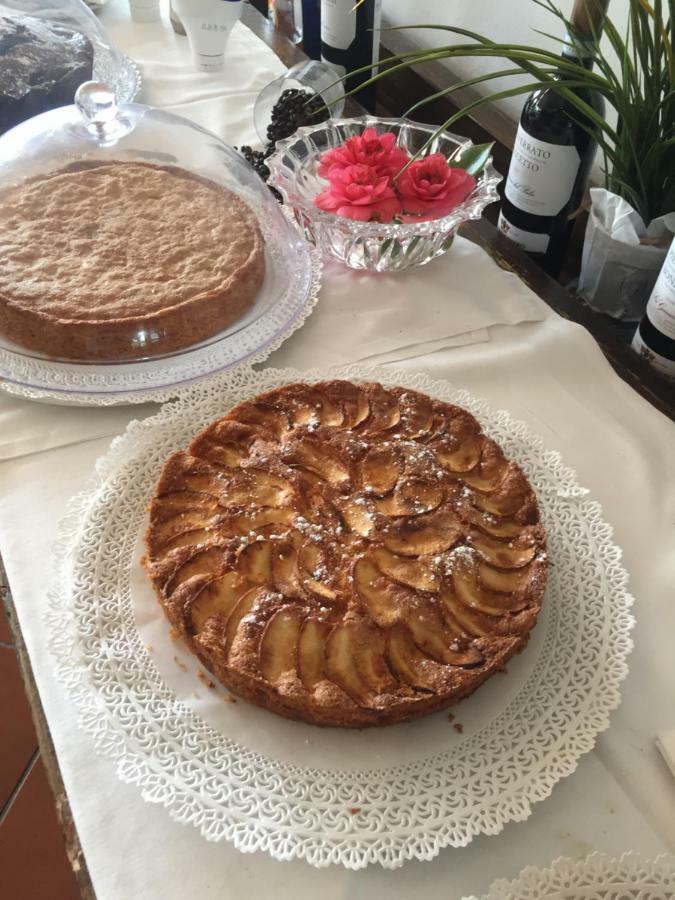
[644,244,675,339]
[497,212,550,253]
[321,0,356,50]
[505,125,581,216]
[632,330,675,378]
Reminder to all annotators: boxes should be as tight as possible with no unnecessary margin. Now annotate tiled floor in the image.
[0,601,82,900]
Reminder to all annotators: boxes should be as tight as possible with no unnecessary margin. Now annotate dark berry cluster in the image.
[266,88,330,146]
[237,145,270,181]
[236,89,330,201]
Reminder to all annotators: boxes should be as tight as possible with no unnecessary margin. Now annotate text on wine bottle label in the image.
[631,330,675,378]
[497,213,550,253]
[645,251,675,340]
[505,125,581,216]
[321,0,356,50]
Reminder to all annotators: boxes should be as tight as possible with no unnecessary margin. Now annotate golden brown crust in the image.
[0,161,265,360]
[143,380,548,728]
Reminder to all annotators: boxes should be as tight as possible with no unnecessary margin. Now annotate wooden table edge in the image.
[1,557,96,900]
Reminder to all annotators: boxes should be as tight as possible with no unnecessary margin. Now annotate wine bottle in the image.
[497,0,608,277]
[631,239,675,380]
[301,0,321,60]
[320,0,382,108]
[269,0,303,45]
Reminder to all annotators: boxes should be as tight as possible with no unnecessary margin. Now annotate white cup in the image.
[129,0,161,23]
[172,0,244,72]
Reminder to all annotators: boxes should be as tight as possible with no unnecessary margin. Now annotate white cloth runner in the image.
[265,243,544,369]
[657,731,675,781]
[0,317,673,900]
[0,0,544,461]
[0,3,673,898]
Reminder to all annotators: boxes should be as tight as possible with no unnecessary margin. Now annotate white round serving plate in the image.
[47,365,635,869]
[465,851,675,899]
[0,215,321,407]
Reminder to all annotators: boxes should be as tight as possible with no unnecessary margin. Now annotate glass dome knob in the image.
[75,81,133,144]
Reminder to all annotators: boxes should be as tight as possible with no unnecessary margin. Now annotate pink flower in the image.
[397,154,476,219]
[314,163,402,222]
[318,129,410,179]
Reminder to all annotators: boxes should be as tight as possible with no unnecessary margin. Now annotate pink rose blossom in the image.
[314,163,402,222]
[397,154,476,219]
[318,128,410,179]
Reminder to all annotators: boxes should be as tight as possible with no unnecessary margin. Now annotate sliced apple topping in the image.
[223,586,268,656]
[297,617,330,690]
[396,391,434,439]
[231,402,290,439]
[404,605,482,665]
[259,607,302,683]
[181,472,226,498]
[470,532,535,568]
[478,562,531,593]
[232,507,296,535]
[359,445,402,496]
[277,389,323,428]
[457,439,507,492]
[360,384,401,432]
[453,566,529,616]
[469,512,525,539]
[188,571,251,633]
[188,436,246,470]
[219,472,294,509]
[297,541,337,600]
[336,497,375,538]
[271,534,303,597]
[461,466,507,493]
[160,527,219,554]
[236,540,274,584]
[152,510,222,549]
[314,391,344,427]
[353,558,406,627]
[284,437,351,485]
[206,419,268,449]
[375,478,443,517]
[279,385,345,428]
[370,546,440,592]
[386,626,439,691]
[382,506,462,557]
[153,491,220,518]
[325,621,395,702]
[322,381,370,428]
[473,472,532,516]
[439,588,490,637]
[434,435,483,473]
[166,546,225,595]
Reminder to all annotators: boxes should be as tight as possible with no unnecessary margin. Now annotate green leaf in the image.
[450,142,495,176]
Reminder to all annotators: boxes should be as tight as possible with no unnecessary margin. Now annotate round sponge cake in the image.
[143,380,548,728]
[0,161,265,360]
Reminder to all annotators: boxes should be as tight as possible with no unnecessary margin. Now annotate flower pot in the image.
[578,188,675,320]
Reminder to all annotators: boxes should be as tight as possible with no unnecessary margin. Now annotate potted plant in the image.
[342,0,675,316]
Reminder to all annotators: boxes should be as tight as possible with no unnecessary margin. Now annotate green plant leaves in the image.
[450,142,495,176]
[324,1,674,222]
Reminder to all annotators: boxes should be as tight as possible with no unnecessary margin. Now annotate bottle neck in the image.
[560,30,597,72]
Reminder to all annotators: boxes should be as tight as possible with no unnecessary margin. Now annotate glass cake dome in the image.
[0,81,310,373]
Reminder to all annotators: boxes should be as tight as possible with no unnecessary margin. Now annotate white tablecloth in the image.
[1,2,674,898]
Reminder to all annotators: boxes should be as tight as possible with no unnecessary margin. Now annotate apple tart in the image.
[143,380,548,728]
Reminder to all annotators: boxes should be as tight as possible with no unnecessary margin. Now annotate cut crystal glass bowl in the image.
[267,116,502,272]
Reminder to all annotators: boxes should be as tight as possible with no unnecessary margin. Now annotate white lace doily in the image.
[466,852,675,899]
[47,365,635,869]
[0,213,321,407]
